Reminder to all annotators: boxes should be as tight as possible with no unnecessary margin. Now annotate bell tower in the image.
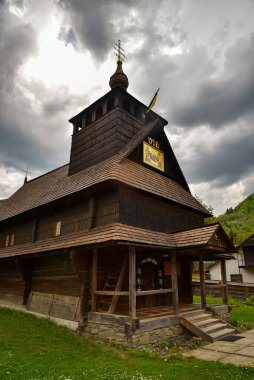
[68,41,167,176]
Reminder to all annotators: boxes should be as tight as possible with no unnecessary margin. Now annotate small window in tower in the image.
[85,112,92,126]
[96,105,103,119]
[107,97,115,112]
[122,98,130,113]
[76,118,82,131]
[5,234,10,247]
[53,220,62,237]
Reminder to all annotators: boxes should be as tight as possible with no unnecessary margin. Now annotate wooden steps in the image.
[179,309,235,342]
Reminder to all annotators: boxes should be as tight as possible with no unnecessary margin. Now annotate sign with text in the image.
[143,141,164,172]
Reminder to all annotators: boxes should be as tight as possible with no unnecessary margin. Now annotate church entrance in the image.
[137,257,163,308]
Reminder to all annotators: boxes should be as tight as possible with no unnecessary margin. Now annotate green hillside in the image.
[206,193,254,246]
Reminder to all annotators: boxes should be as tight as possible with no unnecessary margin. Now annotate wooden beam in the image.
[129,246,136,318]
[88,197,95,230]
[109,255,127,313]
[94,290,129,296]
[31,218,37,243]
[15,258,33,305]
[171,250,179,315]
[220,259,229,305]
[137,289,174,296]
[70,248,91,328]
[91,248,98,312]
[199,255,206,309]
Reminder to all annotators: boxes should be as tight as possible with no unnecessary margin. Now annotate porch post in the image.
[220,259,229,305]
[129,245,136,318]
[171,250,179,315]
[199,255,206,309]
[91,248,98,312]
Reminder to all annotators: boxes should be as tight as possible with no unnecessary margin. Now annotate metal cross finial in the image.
[21,166,32,184]
[113,39,127,62]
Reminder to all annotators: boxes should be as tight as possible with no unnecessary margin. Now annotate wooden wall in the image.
[0,218,33,247]
[0,185,121,249]
[119,186,203,233]
[0,259,25,304]
[30,251,81,296]
[69,107,142,175]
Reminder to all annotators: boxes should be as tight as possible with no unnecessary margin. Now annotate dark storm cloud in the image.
[174,115,254,189]
[171,35,254,128]
[56,0,169,61]
[0,7,83,175]
[0,9,37,90]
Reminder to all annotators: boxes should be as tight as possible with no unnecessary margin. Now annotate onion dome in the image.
[109,59,129,91]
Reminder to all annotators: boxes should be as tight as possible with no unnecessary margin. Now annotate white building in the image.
[208,234,254,283]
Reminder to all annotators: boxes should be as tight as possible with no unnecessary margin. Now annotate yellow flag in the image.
[145,88,160,114]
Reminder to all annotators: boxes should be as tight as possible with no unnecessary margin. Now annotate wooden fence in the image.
[192,280,254,301]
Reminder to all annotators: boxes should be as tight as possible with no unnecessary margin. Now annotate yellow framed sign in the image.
[143,141,164,172]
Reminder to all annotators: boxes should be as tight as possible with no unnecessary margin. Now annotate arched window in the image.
[107,97,115,112]
[85,112,92,126]
[96,104,103,119]
[122,98,130,113]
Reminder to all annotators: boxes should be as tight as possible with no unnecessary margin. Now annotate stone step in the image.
[196,318,219,327]
[202,323,228,334]
[210,328,235,340]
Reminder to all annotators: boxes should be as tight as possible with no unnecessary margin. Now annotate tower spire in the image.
[109,40,129,91]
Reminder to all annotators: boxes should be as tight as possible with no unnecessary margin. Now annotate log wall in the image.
[119,186,203,233]
[0,259,25,304]
[69,107,142,175]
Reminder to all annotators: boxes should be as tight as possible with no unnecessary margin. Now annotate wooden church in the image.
[0,43,236,346]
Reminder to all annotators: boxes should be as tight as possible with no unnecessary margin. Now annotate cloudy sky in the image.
[0,0,254,216]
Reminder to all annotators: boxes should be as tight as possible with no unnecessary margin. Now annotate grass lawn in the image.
[0,308,254,380]
[229,298,254,330]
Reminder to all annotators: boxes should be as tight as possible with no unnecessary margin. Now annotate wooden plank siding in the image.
[30,252,82,297]
[69,107,142,175]
[0,259,25,304]
[119,186,203,233]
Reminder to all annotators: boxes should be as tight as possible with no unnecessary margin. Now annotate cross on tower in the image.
[21,166,32,184]
[113,39,127,63]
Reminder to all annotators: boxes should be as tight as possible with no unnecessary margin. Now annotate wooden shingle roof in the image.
[0,223,234,259]
[0,223,175,259]
[171,223,235,252]
[171,224,220,247]
[0,119,210,222]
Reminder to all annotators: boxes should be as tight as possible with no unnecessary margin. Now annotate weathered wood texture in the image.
[193,280,254,301]
[69,107,142,175]
[0,218,34,247]
[171,251,179,315]
[30,251,81,297]
[16,258,33,304]
[129,246,136,318]
[28,292,80,321]
[0,259,25,304]
[70,248,91,325]
[199,255,206,309]
[119,186,203,233]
